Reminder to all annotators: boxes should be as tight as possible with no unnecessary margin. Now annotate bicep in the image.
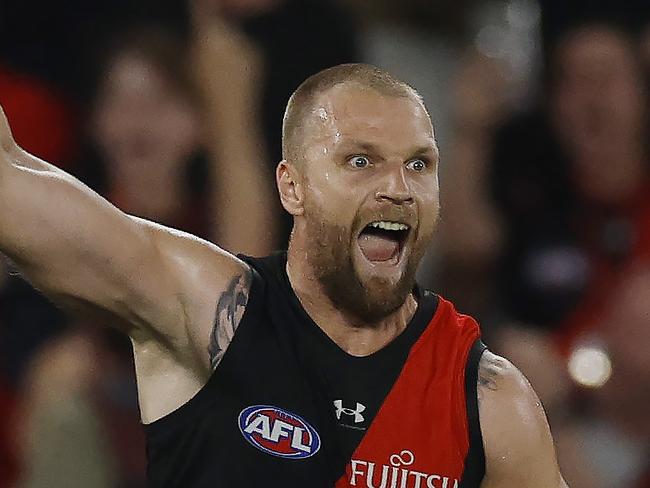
[1,145,251,372]
[478,351,567,488]
[0,123,187,336]
[0,156,227,341]
[130,219,253,358]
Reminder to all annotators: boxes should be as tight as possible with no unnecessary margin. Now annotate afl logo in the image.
[238,405,321,459]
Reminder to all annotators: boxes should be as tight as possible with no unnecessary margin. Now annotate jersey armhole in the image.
[460,338,487,487]
[143,264,265,437]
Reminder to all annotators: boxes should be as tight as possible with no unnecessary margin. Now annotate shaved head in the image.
[282,63,426,163]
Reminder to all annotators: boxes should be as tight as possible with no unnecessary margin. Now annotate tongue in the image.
[358,233,399,262]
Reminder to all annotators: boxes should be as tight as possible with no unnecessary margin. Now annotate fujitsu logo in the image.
[348,450,459,488]
[334,400,366,423]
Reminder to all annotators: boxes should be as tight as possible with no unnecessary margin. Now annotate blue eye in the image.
[406,159,426,172]
[349,155,370,169]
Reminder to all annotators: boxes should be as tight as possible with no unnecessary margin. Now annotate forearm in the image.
[440,129,503,265]
[194,22,279,255]
[207,105,278,255]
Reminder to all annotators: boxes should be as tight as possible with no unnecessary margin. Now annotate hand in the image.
[25,332,98,402]
[189,0,268,134]
[191,15,264,124]
[451,51,513,132]
[192,17,263,93]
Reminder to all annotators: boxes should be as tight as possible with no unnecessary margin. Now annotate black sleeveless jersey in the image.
[144,252,485,487]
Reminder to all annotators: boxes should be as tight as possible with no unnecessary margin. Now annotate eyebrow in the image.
[412,145,440,162]
[342,141,382,155]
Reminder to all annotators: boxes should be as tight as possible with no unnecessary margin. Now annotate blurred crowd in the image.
[0,0,648,487]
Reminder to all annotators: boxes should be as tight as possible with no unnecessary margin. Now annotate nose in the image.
[375,165,414,205]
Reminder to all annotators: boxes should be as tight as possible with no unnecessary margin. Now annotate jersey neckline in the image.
[273,251,439,364]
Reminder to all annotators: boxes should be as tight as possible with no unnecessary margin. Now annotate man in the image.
[0,63,567,487]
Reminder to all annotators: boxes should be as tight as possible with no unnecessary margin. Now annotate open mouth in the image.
[357,221,410,264]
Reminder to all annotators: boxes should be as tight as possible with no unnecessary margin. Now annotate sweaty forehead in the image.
[304,84,435,154]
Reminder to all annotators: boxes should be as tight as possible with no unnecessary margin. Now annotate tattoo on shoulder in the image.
[477,351,506,401]
[208,268,252,371]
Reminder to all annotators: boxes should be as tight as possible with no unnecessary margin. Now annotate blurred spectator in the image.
[0,0,187,94]
[3,14,285,485]
[213,0,360,162]
[346,0,544,294]
[436,51,514,321]
[344,0,473,176]
[486,20,650,488]
[540,0,650,63]
[83,21,278,253]
[195,0,360,243]
[343,0,476,38]
[0,65,78,166]
[3,0,358,238]
[1,0,360,176]
[432,15,650,487]
[191,16,281,254]
[589,266,650,485]
[15,327,144,488]
[552,266,650,488]
[492,22,649,333]
[85,27,209,236]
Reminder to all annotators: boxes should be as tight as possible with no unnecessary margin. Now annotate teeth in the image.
[369,221,409,231]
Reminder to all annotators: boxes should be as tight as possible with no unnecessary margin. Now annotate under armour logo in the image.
[333,400,366,423]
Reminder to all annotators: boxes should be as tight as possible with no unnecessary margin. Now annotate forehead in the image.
[306,83,436,154]
[558,29,634,72]
[101,54,166,103]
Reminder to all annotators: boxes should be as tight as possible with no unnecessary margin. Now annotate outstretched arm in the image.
[0,106,245,347]
[478,350,569,488]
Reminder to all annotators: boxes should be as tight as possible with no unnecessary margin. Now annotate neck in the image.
[286,243,418,357]
[574,138,646,204]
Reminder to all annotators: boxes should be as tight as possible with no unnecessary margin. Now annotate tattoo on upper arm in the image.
[477,351,504,402]
[208,268,252,370]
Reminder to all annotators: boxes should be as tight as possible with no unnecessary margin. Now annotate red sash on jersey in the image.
[336,297,481,488]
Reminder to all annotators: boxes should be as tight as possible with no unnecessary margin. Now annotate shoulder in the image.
[433,294,482,334]
[477,350,521,397]
[477,350,567,487]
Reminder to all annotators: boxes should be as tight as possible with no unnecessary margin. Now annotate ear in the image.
[276,160,305,216]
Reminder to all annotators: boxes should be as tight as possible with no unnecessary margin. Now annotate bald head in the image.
[282,64,427,163]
